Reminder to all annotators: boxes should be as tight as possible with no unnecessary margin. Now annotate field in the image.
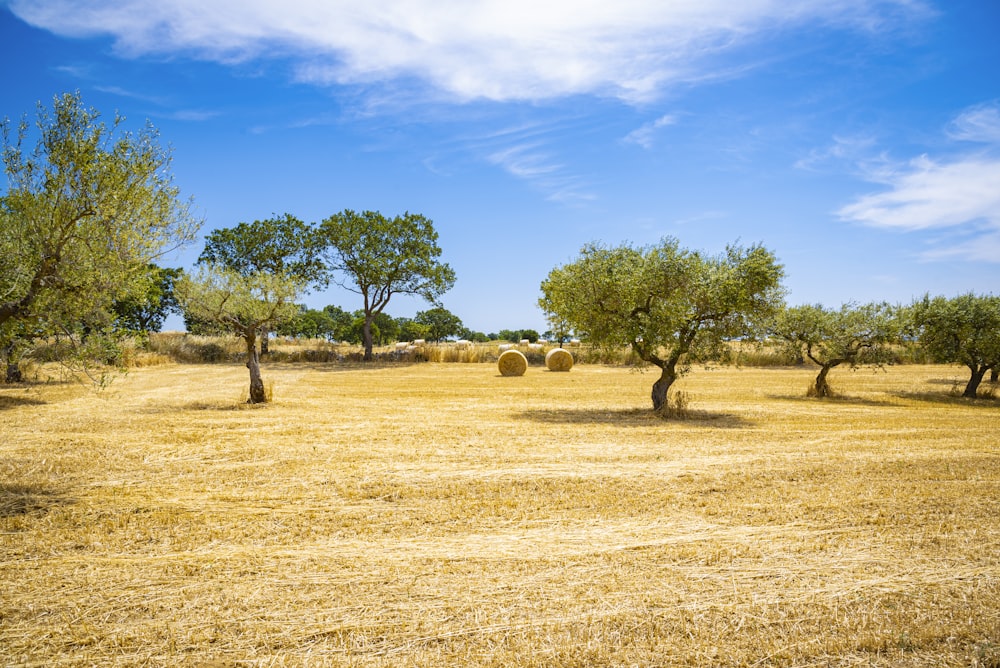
[2,360,999,666]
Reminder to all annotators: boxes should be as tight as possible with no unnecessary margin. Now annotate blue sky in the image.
[2,0,998,335]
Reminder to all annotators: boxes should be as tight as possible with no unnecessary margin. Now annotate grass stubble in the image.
[1,361,998,666]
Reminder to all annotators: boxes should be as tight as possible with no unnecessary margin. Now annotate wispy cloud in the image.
[8,0,931,104]
[838,154,1000,231]
[487,141,593,204]
[837,103,1000,261]
[946,101,1000,143]
[624,114,677,149]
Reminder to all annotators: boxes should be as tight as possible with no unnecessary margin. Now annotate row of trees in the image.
[275,305,541,346]
[540,239,1000,411]
[4,93,997,409]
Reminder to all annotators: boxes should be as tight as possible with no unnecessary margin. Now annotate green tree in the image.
[912,293,1000,398]
[198,213,323,353]
[322,305,354,342]
[415,306,464,342]
[111,265,182,334]
[1,92,199,375]
[772,302,900,398]
[317,210,456,360]
[396,317,431,343]
[176,267,303,403]
[277,306,330,340]
[540,238,785,413]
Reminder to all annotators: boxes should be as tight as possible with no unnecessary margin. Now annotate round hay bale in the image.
[545,347,574,372]
[497,349,528,376]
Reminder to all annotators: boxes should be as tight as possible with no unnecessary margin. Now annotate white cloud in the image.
[624,114,677,149]
[946,102,1000,144]
[838,154,1000,259]
[8,0,930,103]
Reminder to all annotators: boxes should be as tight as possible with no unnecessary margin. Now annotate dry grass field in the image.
[2,360,998,666]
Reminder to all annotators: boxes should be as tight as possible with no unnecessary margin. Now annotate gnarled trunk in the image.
[244,330,267,404]
[3,342,24,383]
[812,364,835,398]
[963,365,988,399]
[651,365,677,413]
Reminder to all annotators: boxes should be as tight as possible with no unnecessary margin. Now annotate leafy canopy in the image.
[540,237,784,411]
[1,92,199,330]
[197,213,324,285]
[912,292,1000,398]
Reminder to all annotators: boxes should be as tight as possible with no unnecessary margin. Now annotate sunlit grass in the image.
[1,362,998,666]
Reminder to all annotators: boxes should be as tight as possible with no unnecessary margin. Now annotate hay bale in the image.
[497,343,514,352]
[497,349,528,376]
[545,347,574,372]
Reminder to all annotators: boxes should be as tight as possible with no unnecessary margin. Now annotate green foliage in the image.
[912,293,1000,398]
[317,210,456,359]
[540,237,785,411]
[111,265,182,334]
[0,91,199,380]
[415,306,464,341]
[772,302,901,397]
[198,213,324,285]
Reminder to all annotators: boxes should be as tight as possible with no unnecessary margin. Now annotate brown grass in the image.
[1,363,999,666]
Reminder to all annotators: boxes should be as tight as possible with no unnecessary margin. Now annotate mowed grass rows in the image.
[1,362,998,666]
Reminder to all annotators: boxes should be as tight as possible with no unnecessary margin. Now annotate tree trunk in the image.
[650,365,677,412]
[3,343,23,383]
[963,365,987,399]
[260,326,270,355]
[812,364,835,398]
[244,331,267,404]
[362,316,374,361]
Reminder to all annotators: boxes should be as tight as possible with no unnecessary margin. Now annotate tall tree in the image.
[197,214,323,353]
[772,302,901,398]
[176,266,303,404]
[912,293,1000,398]
[1,92,199,373]
[540,238,785,413]
[318,210,456,360]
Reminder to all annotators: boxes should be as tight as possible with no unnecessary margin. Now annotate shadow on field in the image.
[768,393,896,407]
[518,407,753,429]
[894,390,998,406]
[0,393,46,410]
[0,483,71,518]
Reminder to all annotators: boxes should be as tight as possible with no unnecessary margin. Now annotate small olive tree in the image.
[176,267,303,403]
[771,302,901,398]
[540,237,785,413]
[912,293,1000,398]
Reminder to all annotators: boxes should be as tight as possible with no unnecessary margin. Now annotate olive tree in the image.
[540,238,785,413]
[1,92,199,375]
[912,293,1000,398]
[772,302,900,398]
[317,210,456,360]
[176,267,303,403]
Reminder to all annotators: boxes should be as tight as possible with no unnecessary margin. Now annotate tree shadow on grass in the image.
[0,394,46,410]
[893,390,998,407]
[767,393,896,407]
[517,407,754,429]
[0,482,72,518]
